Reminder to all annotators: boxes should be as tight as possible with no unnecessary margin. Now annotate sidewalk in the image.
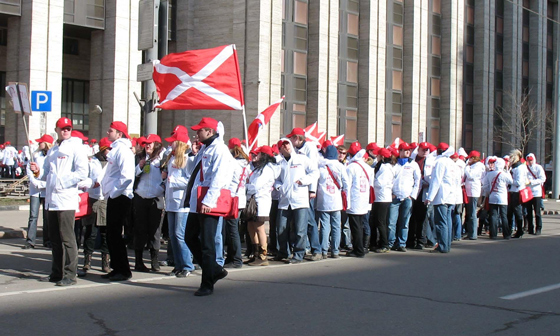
[1,199,559,240]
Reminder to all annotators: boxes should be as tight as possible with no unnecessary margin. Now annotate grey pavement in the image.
[0,212,559,335]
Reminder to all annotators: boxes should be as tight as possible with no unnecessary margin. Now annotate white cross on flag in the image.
[247,96,284,150]
[152,44,244,110]
[304,122,326,145]
[330,134,345,146]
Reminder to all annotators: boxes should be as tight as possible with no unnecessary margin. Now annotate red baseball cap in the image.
[488,158,497,164]
[322,140,333,149]
[277,139,290,147]
[418,142,431,150]
[165,131,189,143]
[228,138,242,149]
[287,127,305,138]
[71,130,88,141]
[137,136,146,147]
[35,134,54,144]
[271,144,279,155]
[437,142,449,151]
[98,137,112,150]
[378,148,391,158]
[4,141,9,145]
[526,154,535,161]
[91,139,97,143]
[191,117,218,132]
[171,125,188,136]
[409,142,418,150]
[398,142,411,151]
[468,150,481,158]
[347,141,362,156]
[257,145,274,157]
[56,117,72,129]
[450,153,459,159]
[143,134,162,144]
[366,142,379,151]
[390,147,399,157]
[459,155,466,160]
[110,121,130,139]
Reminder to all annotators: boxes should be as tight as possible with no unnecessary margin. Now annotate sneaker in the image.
[322,253,328,260]
[331,253,340,259]
[55,278,77,287]
[224,262,242,269]
[309,253,322,261]
[176,270,191,278]
[167,269,178,276]
[21,243,35,250]
[286,258,302,264]
[413,244,424,250]
[374,248,389,253]
[346,251,364,258]
[396,246,407,252]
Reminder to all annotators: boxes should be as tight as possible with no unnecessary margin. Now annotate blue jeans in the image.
[362,211,371,236]
[277,207,308,260]
[318,211,341,255]
[388,198,413,248]
[465,197,478,239]
[424,204,435,244]
[452,204,463,240]
[215,217,224,266]
[434,204,453,252]
[341,214,352,249]
[167,211,194,271]
[26,196,48,246]
[224,217,243,265]
[306,199,322,254]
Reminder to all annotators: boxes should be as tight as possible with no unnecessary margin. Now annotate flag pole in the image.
[242,105,249,150]
[15,82,33,163]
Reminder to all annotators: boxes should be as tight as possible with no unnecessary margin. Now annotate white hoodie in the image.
[392,158,421,201]
[346,149,374,215]
[426,147,457,205]
[374,160,395,203]
[464,161,485,198]
[526,154,546,198]
[101,137,135,200]
[316,159,350,212]
[482,159,513,205]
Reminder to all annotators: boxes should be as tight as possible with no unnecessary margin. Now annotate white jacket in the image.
[392,158,421,200]
[165,154,195,212]
[414,155,435,202]
[228,158,250,210]
[482,159,513,205]
[316,159,350,212]
[508,161,529,193]
[84,155,105,200]
[187,136,234,212]
[39,137,89,211]
[275,145,319,210]
[27,152,47,198]
[464,161,485,197]
[135,151,165,199]
[374,162,395,203]
[294,141,320,192]
[451,160,465,204]
[247,163,278,217]
[426,147,457,205]
[101,138,135,199]
[526,163,546,198]
[2,146,17,165]
[346,150,374,215]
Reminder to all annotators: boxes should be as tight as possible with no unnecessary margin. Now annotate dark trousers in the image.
[524,197,542,233]
[48,210,78,280]
[408,197,428,246]
[107,195,132,277]
[224,217,243,265]
[348,214,364,256]
[269,200,279,253]
[185,213,223,290]
[133,195,162,251]
[372,202,391,249]
[489,204,510,239]
[507,192,524,237]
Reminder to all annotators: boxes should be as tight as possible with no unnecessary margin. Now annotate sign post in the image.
[5,82,33,162]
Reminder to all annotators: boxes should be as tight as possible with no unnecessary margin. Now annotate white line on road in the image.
[500,283,560,300]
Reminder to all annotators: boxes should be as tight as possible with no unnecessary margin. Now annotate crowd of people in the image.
[19,116,547,296]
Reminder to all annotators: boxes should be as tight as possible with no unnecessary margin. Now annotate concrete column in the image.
[440,0,465,149]
[307,0,338,138]
[402,0,429,143]
[5,0,63,147]
[473,0,494,155]
[358,0,386,145]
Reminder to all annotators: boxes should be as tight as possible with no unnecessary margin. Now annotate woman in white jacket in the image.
[245,146,278,266]
[524,153,546,235]
[464,150,485,239]
[483,158,513,239]
[372,148,394,253]
[162,131,196,277]
[316,145,350,258]
[507,150,529,238]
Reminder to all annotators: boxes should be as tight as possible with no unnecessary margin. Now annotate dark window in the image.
[465,64,474,83]
[63,38,79,55]
[432,15,441,35]
[467,26,475,44]
[496,0,504,16]
[393,3,403,25]
[0,28,7,46]
[495,35,503,53]
[431,56,441,76]
[61,78,90,131]
[495,72,503,90]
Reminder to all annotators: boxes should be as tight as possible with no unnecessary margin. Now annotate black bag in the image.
[243,196,258,221]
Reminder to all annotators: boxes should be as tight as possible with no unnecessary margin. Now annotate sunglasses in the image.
[61,127,72,132]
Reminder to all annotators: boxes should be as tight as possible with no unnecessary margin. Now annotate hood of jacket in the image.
[495,158,506,171]
[348,149,366,163]
[324,145,338,160]
[110,137,132,150]
[442,146,455,158]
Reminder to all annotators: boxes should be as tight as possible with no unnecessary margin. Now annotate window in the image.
[63,37,79,55]
[61,78,90,132]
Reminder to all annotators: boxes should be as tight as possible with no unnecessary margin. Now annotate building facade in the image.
[0,0,556,161]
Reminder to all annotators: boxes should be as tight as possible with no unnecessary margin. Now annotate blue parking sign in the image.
[31,91,52,112]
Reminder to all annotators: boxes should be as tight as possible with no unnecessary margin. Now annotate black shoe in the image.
[413,244,424,250]
[536,230,542,235]
[213,269,228,284]
[21,243,34,250]
[39,275,62,283]
[272,255,286,262]
[134,264,151,273]
[55,278,77,286]
[374,248,389,253]
[43,242,52,248]
[512,234,523,239]
[176,270,191,278]
[194,287,213,296]
[167,269,179,276]
[286,258,302,264]
[396,246,407,252]
[346,251,364,258]
[101,271,118,279]
[109,273,131,281]
[224,262,242,269]
[77,269,87,278]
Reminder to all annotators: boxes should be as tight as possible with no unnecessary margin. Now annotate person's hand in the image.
[309,192,316,199]
[161,171,168,180]
[139,159,146,169]
[295,180,302,185]
[30,162,39,173]
[424,200,431,205]
[200,204,212,214]
[93,182,100,188]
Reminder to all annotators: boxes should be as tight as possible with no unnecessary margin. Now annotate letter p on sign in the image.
[31,91,52,112]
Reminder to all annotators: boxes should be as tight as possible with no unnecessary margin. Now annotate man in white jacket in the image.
[425,143,456,253]
[2,141,17,178]
[464,150,485,239]
[409,142,435,249]
[274,138,319,264]
[184,118,233,296]
[525,153,546,235]
[101,121,135,281]
[30,117,88,286]
[388,142,421,252]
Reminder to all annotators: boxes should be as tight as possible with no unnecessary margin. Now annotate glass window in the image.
[347,85,358,108]
[294,0,308,25]
[431,98,440,117]
[523,61,529,77]
[62,78,90,131]
[523,26,529,42]
[293,51,307,75]
[496,54,503,71]
[430,125,440,144]
[347,36,359,59]
[348,13,359,35]
[495,35,503,53]
[393,3,403,25]
[295,25,307,50]
[465,84,473,102]
[293,113,306,128]
[294,77,306,101]
[393,25,403,46]
[432,36,441,55]
[547,67,553,83]
[392,123,402,139]
[495,91,503,107]
[347,0,359,12]
[347,61,358,83]
[465,104,474,122]
[392,70,402,91]
[282,0,286,20]
[431,78,440,96]
[346,118,357,140]
[432,15,441,35]
[393,47,403,69]
[496,17,503,34]
[467,26,475,45]
[293,103,306,112]
[466,45,474,63]
[432,0,441,14]
[431,56,441,77]
[467,7,474,24]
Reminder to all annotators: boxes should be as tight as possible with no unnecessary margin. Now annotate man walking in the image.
[30,117,88,286]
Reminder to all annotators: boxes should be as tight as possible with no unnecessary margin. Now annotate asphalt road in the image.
[1,216,560,336]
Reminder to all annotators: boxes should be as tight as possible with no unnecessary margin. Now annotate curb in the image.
[0,205,29,211]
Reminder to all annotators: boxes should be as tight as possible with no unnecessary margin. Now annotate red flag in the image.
[330,134,345,146]
[153,44,244,110]
[247,96,284,150]
[389,137,401,150]
[304,122,326,145]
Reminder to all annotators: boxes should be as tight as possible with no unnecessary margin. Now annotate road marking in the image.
[500,283,560,300]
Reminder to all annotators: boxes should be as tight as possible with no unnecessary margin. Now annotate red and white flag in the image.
[247,96,284,150]
[152,44,244,110]
[304,122,326,145]
[389,137,401,150]
[330,134,345,146]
